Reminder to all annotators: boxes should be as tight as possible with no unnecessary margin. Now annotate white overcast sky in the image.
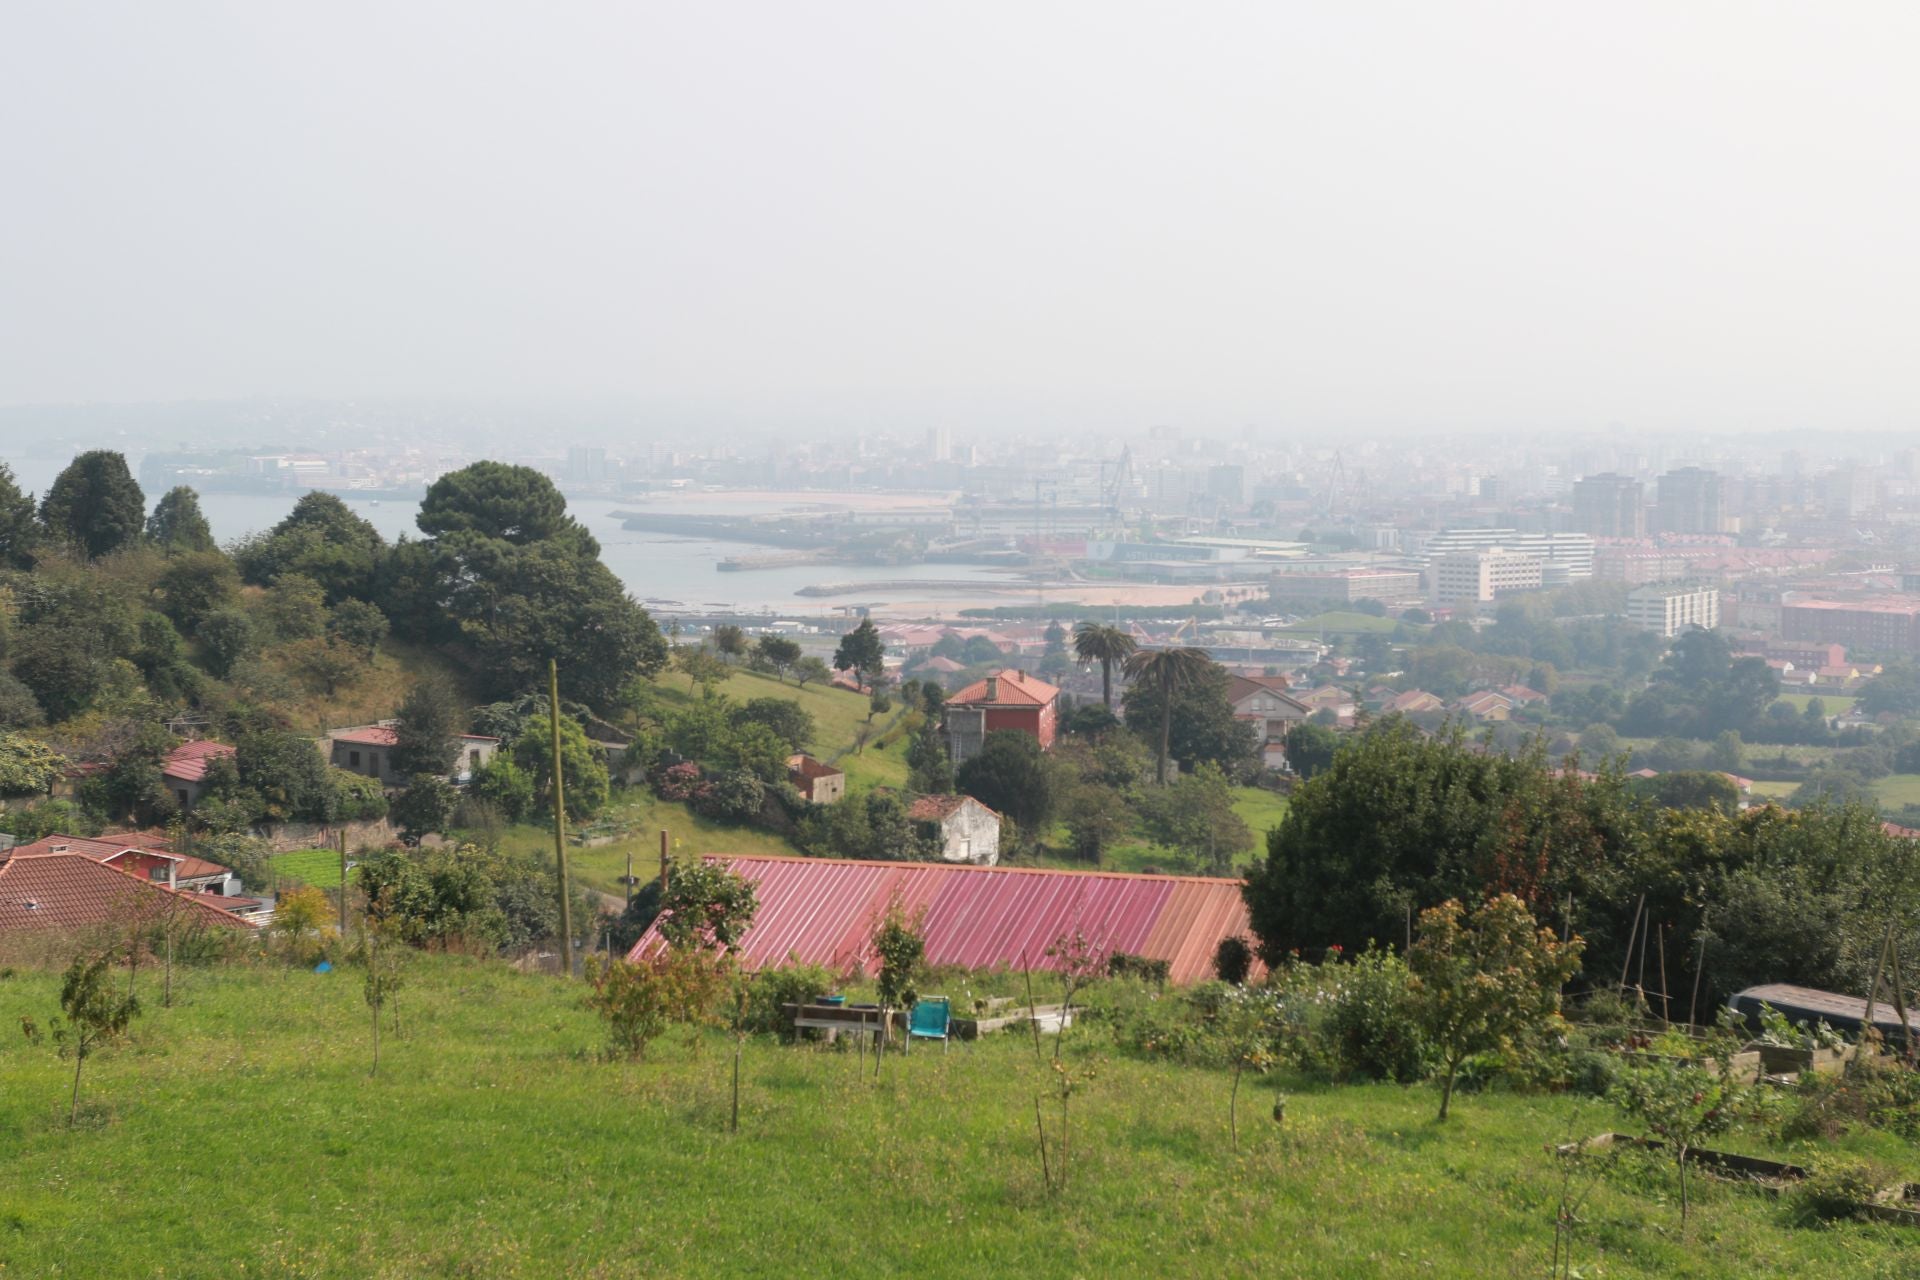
[1,3,1916,434]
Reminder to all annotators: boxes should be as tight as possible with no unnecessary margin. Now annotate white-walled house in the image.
[907,795,1001,866]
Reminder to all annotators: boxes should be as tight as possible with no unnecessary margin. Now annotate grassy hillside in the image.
[0,957,1910,1278]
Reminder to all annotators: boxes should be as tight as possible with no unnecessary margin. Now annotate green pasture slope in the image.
[1,957,1912,1278]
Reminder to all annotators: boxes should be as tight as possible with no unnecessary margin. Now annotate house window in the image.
[149,867,168,881]
[176,789,190,808]
[349,750,361,768]
[470,749,482,770]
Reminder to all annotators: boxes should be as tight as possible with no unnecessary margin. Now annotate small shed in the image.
[907,794,1000,866]
[786,754,845,805]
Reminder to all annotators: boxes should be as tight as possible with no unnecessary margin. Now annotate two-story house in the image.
[942,670,1060,765]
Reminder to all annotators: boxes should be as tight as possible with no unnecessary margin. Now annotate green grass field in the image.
[265,848,346,890]
[1774,692,1858,715]
[0,956,1911,1278]
[1872,773,1920,809]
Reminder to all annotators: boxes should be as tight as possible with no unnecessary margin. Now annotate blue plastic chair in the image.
[906,996,951,1054]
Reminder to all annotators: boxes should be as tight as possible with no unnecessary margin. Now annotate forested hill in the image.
[0,453,667,840]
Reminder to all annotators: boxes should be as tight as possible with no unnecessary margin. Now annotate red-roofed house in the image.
[4,832,242,896]
[1385,689,1445,715]
[942,669,1060,765]
[0,852,259,936]
[161,740,236,811]
[1455,690,1514,722]
[906,794,1001,864]
[327,722,501,787]
[1226,675,1312,770]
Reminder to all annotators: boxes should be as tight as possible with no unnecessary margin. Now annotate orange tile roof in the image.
[906,794,997,822]
[161,739,235,783]
[946,669,1059,708]
[0,854,256,933]
[330,725,401,747]
[4,833,231,883]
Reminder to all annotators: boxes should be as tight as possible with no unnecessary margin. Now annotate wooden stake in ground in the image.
[549,658,575,979]
[1656,925,1671,1028]
[1618,895,1644,995]
[1687,934,1707,1031]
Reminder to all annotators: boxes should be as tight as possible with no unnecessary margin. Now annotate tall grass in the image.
[0,955,1910,1278]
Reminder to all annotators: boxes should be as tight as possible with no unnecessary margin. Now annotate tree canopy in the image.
[146,486,216,553]
[39,451,144,559]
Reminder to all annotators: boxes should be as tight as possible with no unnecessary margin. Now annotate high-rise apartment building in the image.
[1653,467,1723,534]
[1570,472,1645,537]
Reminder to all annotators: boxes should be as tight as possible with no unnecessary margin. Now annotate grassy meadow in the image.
[1,955,1913,1278]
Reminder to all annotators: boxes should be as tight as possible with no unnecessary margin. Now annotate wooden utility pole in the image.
[338,829,349,938]
[550,659,575,978]
[624,849,634,909]
[660,829,671,896]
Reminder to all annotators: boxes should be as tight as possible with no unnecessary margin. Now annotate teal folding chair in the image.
[906,996,951,1054]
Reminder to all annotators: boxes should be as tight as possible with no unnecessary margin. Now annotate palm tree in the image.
[1123,646,1215,785]
[1072,622,1138,710]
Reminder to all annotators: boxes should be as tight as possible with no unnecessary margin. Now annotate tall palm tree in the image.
[1072,622,1138,710]
[1123,646,1215,785]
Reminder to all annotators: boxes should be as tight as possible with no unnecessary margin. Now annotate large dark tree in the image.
[832,619,886,692]
[393,463,665,711]
[954,729,1054,831]
[418,461,572,545]
[0,463,38,569]
[1121,650,1255,784]
[233,491,386,603]
[39,451,144,559]
[146,486,216,553]
[1242,719,1635,963]
[391,678,465,778]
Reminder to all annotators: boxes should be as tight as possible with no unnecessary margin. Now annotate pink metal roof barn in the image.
[629,855,1257,985]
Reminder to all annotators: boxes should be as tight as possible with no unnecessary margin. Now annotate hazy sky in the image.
[2,3,1916,434]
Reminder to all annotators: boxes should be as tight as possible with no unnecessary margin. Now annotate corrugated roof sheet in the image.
[630,855,1256,985]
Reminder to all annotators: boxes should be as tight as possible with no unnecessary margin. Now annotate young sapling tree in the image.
[46,952,141,1124]
[1407,894,1582,1121]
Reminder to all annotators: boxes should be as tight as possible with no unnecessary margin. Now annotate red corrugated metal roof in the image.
[631,855,1256,985]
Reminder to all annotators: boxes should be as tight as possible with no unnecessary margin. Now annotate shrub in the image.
[1783,1043,1920,1141]
[1213,935,1254,985]
[1793,1158,1888,1223]
[1321,948,1433,1083]
[1107,952,1172,987]
[748,962,837,1037]
[581,955,677,1060]
[652,761,702,803]
[691,769,764,824]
